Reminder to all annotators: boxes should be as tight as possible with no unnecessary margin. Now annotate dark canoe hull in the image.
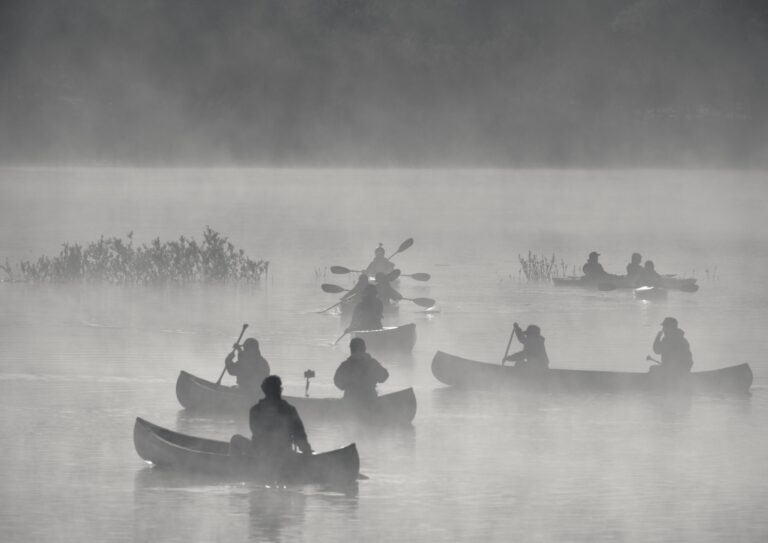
[553,275,698,292]
[431,351,752,395]
[133,417,359,485]
[176,371,417,424]
[350,323,417,353]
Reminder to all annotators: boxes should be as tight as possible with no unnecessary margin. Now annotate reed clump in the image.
[518,251,569,282]
[6,227,268,284]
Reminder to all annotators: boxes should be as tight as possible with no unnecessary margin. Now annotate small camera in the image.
[304,369,315,379]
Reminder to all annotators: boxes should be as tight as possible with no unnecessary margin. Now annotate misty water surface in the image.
[1,168,767,542]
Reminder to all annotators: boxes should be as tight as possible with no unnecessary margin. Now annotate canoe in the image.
[553,275,698,292]
[133,417,359,486]
[431,351,752,395]
[633,286,668,300]
[351,323,417,353]
[176,371,417,424]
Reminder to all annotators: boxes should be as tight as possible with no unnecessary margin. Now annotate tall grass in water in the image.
[518,251,569,282]
[4,227,268,284]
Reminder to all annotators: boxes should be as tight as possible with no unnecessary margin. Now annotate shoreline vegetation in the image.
[0,227,268,285]
[518,252,570,282]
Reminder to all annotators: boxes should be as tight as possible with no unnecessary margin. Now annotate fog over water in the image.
[2,1,768,541]
[1,169,767,541]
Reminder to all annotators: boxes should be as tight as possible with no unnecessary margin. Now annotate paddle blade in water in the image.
[321,283,347,294]
[409,272,431,281]
[330,266,353,274]
[411,297,436,308]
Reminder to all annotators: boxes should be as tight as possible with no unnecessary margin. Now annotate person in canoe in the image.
[341,274,370,303]
[349,284,384,331]
[225,337,271,395]
[230,375,313,460]
[639,260,664,287]
[334,337,390,402]
[365,243,395,276]
[374,272,403,305]
[504,323,549,371]
[626,253,643,282]
[650,317,693,374]
[582,251,609,280]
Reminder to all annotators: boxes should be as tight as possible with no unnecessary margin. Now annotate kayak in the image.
[350,323,417,353]
[633,286,668,300]
[133,417,359,486]
[431,351,752,395]
[554,275,698,292]
[338,297,400,316]
[176,371,417,424]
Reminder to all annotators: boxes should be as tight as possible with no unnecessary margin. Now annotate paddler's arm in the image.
[290,407,313,454]
[225,351,238,375]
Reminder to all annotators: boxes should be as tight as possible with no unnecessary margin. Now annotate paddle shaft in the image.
[386,238,413,262]
[501,327,516,366]
[216,324,249,384]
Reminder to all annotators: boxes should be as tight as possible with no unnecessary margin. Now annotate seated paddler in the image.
[365,243,395,276]
[626,253,643,282]
[582,251,609,280]
[650,317,693,375]
[349,284,384,331]
[224,337,270,395]
[230,375,313,458]
[504,322,549,371]
[334,338,390,403]
[341,273,370,303]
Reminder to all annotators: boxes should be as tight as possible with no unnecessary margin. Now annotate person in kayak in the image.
[374,272,403,305]
[639,260,664,287]
[365,243,395,276]
[341,273,369,303]
[504,323,549,371]
[650,317,693,374]
[626,253,643,282]
[349,284,384,331]
[582,251,609,279]
[230,375,313,459]
[224,337,270,395]
[334,337,390,402]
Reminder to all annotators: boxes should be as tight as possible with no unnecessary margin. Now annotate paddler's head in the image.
[631,253,641,264]
[525,325,541,337]
[261,375,283,399]
[357,274,369,285]
[374,243,385,256]
[349,337,366,355]
[661,317,678,331]
[242,338,260,353]
[644,260,656,271]
[588,251,600,261]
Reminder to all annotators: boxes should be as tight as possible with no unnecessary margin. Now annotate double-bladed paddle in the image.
[216,323,249,385]
[331,265,430,282]
[322,283,435,308]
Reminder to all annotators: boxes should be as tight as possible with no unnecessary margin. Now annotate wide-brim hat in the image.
[661,317,678,328]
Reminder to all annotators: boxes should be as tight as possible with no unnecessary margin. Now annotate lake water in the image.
[1,168,767,542]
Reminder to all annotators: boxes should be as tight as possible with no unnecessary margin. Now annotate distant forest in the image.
[1,0,766,166]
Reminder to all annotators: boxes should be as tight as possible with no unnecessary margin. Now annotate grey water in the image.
[1,168,767,542]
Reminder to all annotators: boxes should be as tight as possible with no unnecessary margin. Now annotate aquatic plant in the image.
[6,227,268,284]
[518,251,569,282]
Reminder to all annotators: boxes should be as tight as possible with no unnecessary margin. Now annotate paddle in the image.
[501,325,517,366]
[646,355,661,364]
[216,323,249,385]
[323,283,433,308]
[334,327,352,345]
[386,238,414,261]
[399,272,431,281]
[304,369,315,397]
[322,283,347,294]
[330,265,362,275]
